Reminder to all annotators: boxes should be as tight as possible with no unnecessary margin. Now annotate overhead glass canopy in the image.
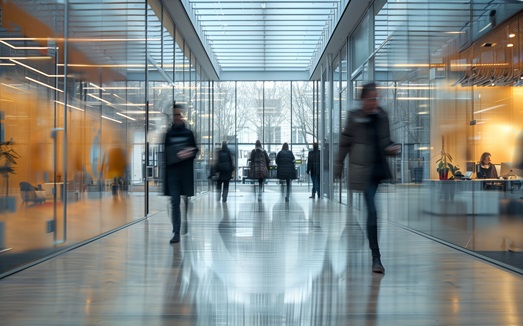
[184,0,343,73]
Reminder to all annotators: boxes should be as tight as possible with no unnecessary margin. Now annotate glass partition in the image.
[0,0,202,276]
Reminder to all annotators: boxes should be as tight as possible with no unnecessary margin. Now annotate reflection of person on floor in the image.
[334,82,400,274]
[163,104,198,244]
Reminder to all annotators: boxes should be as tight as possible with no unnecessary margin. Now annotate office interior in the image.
[0,0,523,277]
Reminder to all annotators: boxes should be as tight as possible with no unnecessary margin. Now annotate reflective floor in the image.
[0,186,522,326]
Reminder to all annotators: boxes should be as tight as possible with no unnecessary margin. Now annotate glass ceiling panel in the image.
[186,0,342,73]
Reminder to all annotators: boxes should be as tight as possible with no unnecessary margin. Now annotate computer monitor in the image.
[500,162,523,178]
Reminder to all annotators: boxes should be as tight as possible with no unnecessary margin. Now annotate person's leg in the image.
[258,179,263,201]
[285,179,291,201]
[216,180,223,201]
[170,186,182,243]
[310,174,318,198]
[222,180,229,202]
[310,176,315,197]
[363,178,383,272]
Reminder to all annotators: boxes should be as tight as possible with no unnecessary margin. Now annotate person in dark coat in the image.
[306,142,321,198]
[334,82,400,273]
[215,141,234,202]
[276,142,296,202]
[249,140,270,202]
[163,104,198,244]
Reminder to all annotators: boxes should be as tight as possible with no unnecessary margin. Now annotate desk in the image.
[42,183,65,200]
[425,179,505,215]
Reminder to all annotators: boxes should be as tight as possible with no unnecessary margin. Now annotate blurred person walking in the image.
[163,104,198,244]
[276,142,296,202]
[215,141,234,202]
[334,82,400,273]
[248,140,270,202]
[306,142,321,198]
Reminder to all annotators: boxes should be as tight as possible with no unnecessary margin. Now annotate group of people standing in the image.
[163,82,399,274]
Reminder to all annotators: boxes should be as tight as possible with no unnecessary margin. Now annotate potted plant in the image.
[0,139,20,212]
[436,136,454,180]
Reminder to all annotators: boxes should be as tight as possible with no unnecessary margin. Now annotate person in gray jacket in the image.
[276,142,296,202]
[334,82,400,273]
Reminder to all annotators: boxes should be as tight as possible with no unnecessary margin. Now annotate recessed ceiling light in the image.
[508,33,516,38]
[507,44,514,47]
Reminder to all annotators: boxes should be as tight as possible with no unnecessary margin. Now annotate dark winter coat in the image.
[216,148,234,181]
[336,107,394,191]
[307,149,320,176]
[163,123,198,197]
[249,148,270,179]
[276,150,296,180]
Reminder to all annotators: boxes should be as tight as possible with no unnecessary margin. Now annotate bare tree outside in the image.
[291,82,315,150]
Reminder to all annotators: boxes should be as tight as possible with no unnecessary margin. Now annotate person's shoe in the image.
[222,198,227,202]
[169,234,180,244]
[372,257,385,273]
[309,194,315,199]
[285,196,289,202]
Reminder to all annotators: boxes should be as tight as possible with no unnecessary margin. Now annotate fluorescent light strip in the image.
[85,86,141,90]
[123,111,163,114]
[55,100,84,112]
[378,86,431,90]
[116,112,136,121]
[101,115,122,123]
[0,56,51,60]
[0,63,15,66]
[474,104,505,114]
[87,94,111,105]
[11,59,63,77]
[0,37,160,42]
[0,40,53,50]
[88,83,106,91]
[25,76,63,93]
[62,64,145,68]
[1,83,28,92]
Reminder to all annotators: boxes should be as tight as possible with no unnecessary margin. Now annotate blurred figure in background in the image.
[215,141,234,203]
[248,140,270,202]
[307,142,321,198]
[334,82,400,273]
[276,142,296,202]
[163,104,198,244]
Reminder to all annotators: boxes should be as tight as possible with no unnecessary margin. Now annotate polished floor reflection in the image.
[0,187,522,326]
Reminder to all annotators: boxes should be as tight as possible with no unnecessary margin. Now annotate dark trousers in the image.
[363,178,381,258]
[217,180,230,201]
[170,188,188,235]
[311,174,320,195]
[281,179,291,197]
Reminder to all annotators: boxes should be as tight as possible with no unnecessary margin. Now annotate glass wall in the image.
[211,81,317,188]
[0,0,206,276]
[324,0,523,272]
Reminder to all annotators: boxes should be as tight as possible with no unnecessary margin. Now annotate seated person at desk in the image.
[477,152,502,190]
[477,152,499,179]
